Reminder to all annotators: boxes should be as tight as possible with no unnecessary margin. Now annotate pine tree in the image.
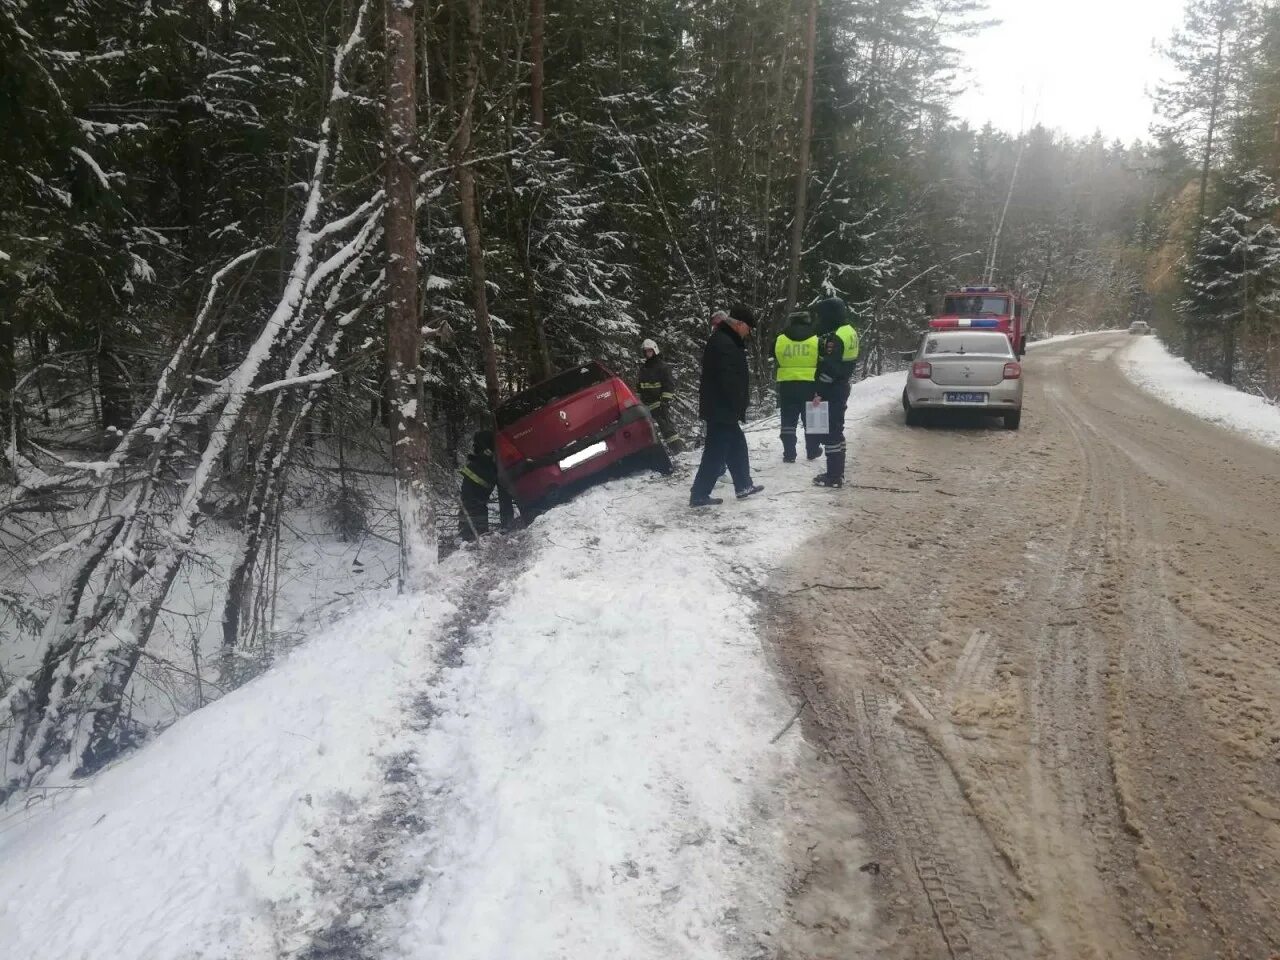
[1178,195,1280,383]
[1156,0,1259,223]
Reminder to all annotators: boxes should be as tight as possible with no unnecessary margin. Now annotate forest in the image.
[1,0,1278,797]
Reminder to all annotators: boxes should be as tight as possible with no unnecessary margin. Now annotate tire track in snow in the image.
[286,535,535,960]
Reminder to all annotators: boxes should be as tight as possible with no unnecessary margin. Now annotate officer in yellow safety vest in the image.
[811,297,859,488]
[773,311,822,463]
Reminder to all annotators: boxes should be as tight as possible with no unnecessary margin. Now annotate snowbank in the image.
[0,372,905,960]
[1119,336,1280,450]
[0,591,454,960]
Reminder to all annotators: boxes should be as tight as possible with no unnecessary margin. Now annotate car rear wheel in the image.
[1004,411,1022,431]
[904,402,925,427]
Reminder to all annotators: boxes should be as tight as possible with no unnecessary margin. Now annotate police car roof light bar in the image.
[929,318,1003,330]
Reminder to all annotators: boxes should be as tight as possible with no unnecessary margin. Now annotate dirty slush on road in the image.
[770,335,1280,960]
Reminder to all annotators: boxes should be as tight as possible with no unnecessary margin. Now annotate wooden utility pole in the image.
[784,0,818,316]
[384,0,435,588]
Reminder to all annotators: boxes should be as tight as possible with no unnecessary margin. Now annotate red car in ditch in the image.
[495,361,671,513]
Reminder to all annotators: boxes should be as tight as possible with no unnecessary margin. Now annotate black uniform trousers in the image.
[817,379,851,479]
[458,480,492,539]
[691,420,753,499]
[650,404,683,453]
[777,381,822,461]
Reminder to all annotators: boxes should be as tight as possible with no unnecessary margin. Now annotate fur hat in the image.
[642,338,659,355]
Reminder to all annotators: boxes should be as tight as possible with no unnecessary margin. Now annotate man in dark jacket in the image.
[690,304,764,508]
[637,338,683,453]
[812,297,860,487]
[773,310,822,463]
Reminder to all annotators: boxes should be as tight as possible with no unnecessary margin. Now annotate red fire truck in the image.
[928,285,1028,357]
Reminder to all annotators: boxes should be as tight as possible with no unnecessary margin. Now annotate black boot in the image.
[781,435,797,463]
[814,450,845,487]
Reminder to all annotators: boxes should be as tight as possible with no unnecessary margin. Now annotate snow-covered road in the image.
[776,334,1280,958]
[0,374,905,960]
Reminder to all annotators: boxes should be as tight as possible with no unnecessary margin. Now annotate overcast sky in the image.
[950,0,1187,143]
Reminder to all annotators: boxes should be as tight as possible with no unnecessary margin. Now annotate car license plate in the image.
[944,392,987,404]
[559,440,608,470]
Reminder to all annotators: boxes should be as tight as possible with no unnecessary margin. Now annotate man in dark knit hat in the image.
[689,304,764,508]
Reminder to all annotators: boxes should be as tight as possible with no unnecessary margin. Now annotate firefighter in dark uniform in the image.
[812,297,859,487]
[774,311,822,463]
[457,429,498,539]
[637,338,683,453]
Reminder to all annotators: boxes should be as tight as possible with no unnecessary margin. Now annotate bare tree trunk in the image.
[456,0,500,415]
[1024,247,1054,332]
[1224,321,1237,384]
[502,12,552,383]
[530,0,546,128]
[1198,25,1226,224]
[0,310,14,456]
[97,324,132,436]
[456,0,513,527]
[386,0,435,588]
[784,0,817,316]
[523,0,551,380]
[520,230,552,380]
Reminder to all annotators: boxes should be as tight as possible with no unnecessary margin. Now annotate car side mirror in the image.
[897,350,916,362]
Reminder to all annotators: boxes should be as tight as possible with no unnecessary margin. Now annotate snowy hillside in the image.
[0,376,905,960]
[1120,336,1280,450]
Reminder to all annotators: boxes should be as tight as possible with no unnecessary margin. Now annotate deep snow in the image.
[1119,335,1280,450]
[0,371,905,960]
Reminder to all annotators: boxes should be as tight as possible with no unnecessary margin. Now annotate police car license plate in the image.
[944,392,987,404]
[559,440,608,471]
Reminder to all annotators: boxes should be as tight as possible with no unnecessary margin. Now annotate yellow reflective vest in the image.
[775,332,820,382]
[836,324,860,361]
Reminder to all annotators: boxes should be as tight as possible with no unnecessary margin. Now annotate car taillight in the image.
[912,361,932,379]
[614,380,641,409]
[1003,362,1022,380]
[496,432,521,466]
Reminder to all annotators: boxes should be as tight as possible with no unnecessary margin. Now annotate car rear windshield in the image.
[495,362,611,428]
[943,295,1010,316]
[923,333,1013,357]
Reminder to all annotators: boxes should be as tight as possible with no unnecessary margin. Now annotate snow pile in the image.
[0,591,453,960]
[1120,336,1280,450]
[0,372,905,960]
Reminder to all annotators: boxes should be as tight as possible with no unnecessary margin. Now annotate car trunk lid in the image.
[928,355,1009,387]
[498,364,621,460]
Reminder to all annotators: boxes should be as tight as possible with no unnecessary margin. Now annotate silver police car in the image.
[902,330,1024,430]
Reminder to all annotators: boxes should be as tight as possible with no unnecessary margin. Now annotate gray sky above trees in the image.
[952,0,1185,142]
